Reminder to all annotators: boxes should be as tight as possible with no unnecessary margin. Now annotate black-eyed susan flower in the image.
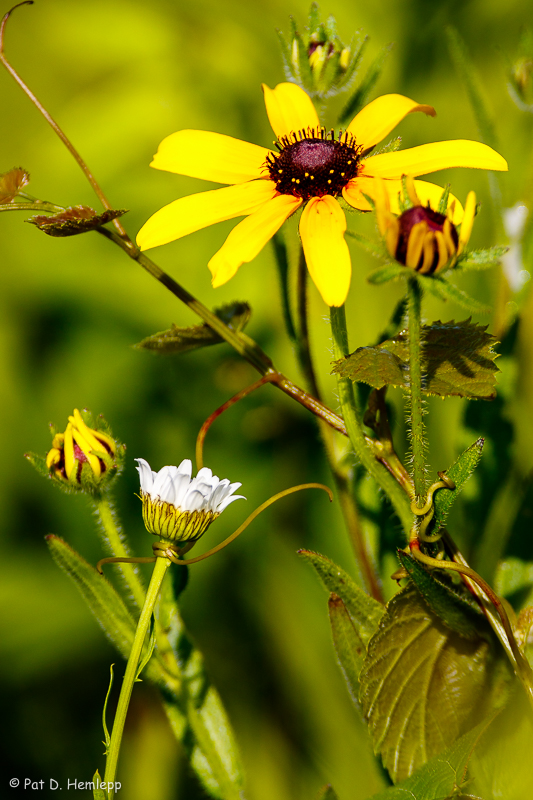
[137,83,507,307]
[136,457,244,544]
[43,408,121,492]
[374,176,476,274]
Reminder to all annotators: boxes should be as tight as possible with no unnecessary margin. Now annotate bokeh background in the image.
[1,0,533,798]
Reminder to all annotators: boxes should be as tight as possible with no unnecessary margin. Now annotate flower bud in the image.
[136,458,244,545]
[27,408,124,494]
[375,177,476,275]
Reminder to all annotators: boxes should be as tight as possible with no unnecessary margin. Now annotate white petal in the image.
[157,473,176,504]
[177,459,193,478]
[135,458,153,493]
[151,466,172,499]
[173,472,192,507]
[196,467,213,481]
[217,494,246,512]
[185,489,209,512]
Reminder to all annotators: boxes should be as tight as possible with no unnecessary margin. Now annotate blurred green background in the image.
[1,0,533,798]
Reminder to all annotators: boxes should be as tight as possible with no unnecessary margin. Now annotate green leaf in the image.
[331,345,407,389]
[367,263,407,284]
[420,275,492,315]
[359,585,503,782]
[338,43,393,125]
[432,438,485,532]
[469,685,533,799]
[456,246,508,271]
[332,320,499,400]
[135,301,251,355]
[156,568,244,800]
[367,718,494,800]
[397,552,487,640]
[298,549,384,644]
[45,535,176,692]
[316,785,339,800]
[328,593,366,705]
[92,770,106,800]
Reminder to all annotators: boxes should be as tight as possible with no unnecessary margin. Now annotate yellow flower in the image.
[46,408,118,490]
[137,83,507,306]
[374,177,476,274]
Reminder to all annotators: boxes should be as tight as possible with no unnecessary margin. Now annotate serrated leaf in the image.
[332,320,499,400]
[397,552,487,640]
[456,246,508,271]
[316,785,339,800]
[298,549,384,643]
[367,718,493,800]
[420,275,492,314]
[45,535,176,692]
[366,263,407,284]
[359,585,502,782]
[27,205,127,236]
[135,301,251,354]
[0,167,30,202]
[328,593,366,706]
[331,345,408,389]
[432,438,485,532]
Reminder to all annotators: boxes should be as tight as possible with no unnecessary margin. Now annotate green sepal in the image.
[346,230,388,260]
[135,301,251,355]
[328,593,366,706]
[91,770,106,800]
[371,136,402,158]
[437,184,451,215]
[366,262,406,284]
[338,42,393,124]
[359,584,506,782]
[332,320,499,400]
[431,438,485,533]
[397,551,488,640]
[456,246,508,271]
[298,549,384,644]
[45,535,178,693]
[419,274,492,314]
[367,718,495,800]
[316,785,339,800]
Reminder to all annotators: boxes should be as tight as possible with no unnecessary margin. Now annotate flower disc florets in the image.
[136,458,244,544]
[266,128,362,201]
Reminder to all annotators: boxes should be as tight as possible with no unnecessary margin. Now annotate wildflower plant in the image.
[4,3,533,800]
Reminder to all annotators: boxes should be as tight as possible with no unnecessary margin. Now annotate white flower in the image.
[135,458,245,543]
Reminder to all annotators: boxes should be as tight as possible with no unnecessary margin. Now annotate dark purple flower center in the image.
[395,205,459,273]
[266,129,362,201]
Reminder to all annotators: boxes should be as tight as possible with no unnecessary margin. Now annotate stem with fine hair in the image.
[96,496,145,610]
[407,277,426,506]
[103,556,171,798]
[330,304,412,534]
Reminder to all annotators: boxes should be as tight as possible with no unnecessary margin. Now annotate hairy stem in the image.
[96,496,146,610]
[407,278,426,506]
[330,305,412,535]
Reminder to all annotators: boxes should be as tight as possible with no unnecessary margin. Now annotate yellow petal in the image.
[208,194,302,286]
[299,196,351,307]
[347,94,436,150]
[459,191,477,251]
[363,140,508,178]
[262,82,320,139]
[406,222,426,269]
[348,176,464,223]
[137,180,277,250]
[151,130,270,184]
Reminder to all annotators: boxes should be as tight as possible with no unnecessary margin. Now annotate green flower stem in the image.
[330,305,412,535]
[96,497,146,610]
[407,278,426,506]
[103,555,171,798]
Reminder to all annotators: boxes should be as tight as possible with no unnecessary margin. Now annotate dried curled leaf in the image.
[135,301,252,355]
[359,585,505,783]
[27,205,127,236]
[0,167,30,202]
[332,319,499,399]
